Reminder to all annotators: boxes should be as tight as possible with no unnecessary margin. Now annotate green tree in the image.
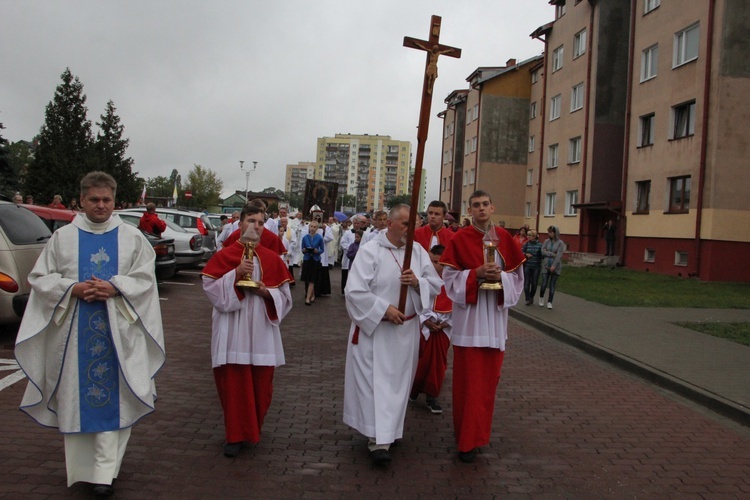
[146,176,173,198]
[285,191,303,211]
[261,186,286,199]
[0,121,15,198]
[25,68,93,203]
[385,194,412,208]
[183,164,223,209]
[7,140,35,193]
[93,100,141,203]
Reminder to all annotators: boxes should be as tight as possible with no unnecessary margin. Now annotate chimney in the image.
[506,58,517,67]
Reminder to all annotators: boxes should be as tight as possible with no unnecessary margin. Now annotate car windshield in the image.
[0,205,52,245]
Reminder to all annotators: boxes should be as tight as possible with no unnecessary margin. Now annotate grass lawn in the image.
[555,266,750,347]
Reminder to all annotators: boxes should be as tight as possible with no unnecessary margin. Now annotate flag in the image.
[172,183,178,206]
[140,184,147,203]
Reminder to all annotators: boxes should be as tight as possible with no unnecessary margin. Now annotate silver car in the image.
[117,211,204,270]
[123,207,216,260]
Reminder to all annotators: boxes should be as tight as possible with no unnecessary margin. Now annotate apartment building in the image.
[439,57,543,226]
[284,161,316,197]
[315,134,412,213]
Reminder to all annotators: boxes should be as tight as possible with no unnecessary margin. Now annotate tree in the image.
[7,140,35,193]
[25,68,93,204]
[183,164,223,209]
[261,186,285,199]
[285,191,303,211]
[0,121,16,198]
[93,100,141,203]
[385,194,412,208]
[146,175,174,198]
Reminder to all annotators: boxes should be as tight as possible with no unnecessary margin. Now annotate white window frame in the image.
[548,144,559,169]
[525,202,533,218]
[473,104,479,122]
[465,140,470,155]
[531,70,539,84]
[545,192,557,216]
[471,136,478,153]
[644,0,660,14]
[674,24,699,67]
[552,45,564,72]
[638,113,655,147]
[466,107,472,124]
[527,169,534,187]
[530,101,537,119]
[568,136,582,164]
[555,4,566,18]
[573,29,587,58]
[571,83,584,111]
[550,94,561,120]
[671,101,696,139]
[636,179,651,213]
[529,135,536,153]
[641,44,658,81]
[565,190,579,216]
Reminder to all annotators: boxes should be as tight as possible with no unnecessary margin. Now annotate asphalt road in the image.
[1,267,748,498]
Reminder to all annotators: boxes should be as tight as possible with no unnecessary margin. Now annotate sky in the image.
[0,0,553,200]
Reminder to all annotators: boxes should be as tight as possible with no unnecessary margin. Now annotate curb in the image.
[509,308,750,428]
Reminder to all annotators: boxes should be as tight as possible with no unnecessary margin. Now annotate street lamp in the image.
[240,160,257,201]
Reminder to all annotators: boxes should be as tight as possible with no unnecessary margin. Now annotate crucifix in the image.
[399,15,461,312]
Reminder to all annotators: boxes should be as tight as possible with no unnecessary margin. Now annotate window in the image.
[674,24,699,67]
[441,177,447,191]
[669,176,691,212]
[571,83,584,111]
[465,140,470,155]
[641,44,658,81]
[471,136,478,153]
[545,193,557,216]
[550,94,561,120]
[568,136,582,164]
[527,169,534,186]
[644,248,656,263]
[675,251,689,266]
[531,70,539,84]
[529,135,535,153]
[530,101,537,119]
[466,107,472,124]
[671,101,696,139]
[644,0,660,14]
[548,144,559,169]
[468,169,476,184]
[525,202,533,218]
[473,104,479,121]
[552,45,564,72]
[565,190,579,215]
[573,29,587,58]
[639,113,655,147]
[463,170,468,186]
[555,3,566,18]
[636,180,651,213]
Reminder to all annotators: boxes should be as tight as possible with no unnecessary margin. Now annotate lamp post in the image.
[240,160,257,202]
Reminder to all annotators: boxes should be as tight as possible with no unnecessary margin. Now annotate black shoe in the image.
[458,448,478,463]
[408,393,418,402]
[223,442,242,457]
[426,397,443,414]
[92,484,114,497]
[370,449,391,466]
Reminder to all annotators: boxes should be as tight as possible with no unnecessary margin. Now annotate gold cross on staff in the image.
[403,16,462,95]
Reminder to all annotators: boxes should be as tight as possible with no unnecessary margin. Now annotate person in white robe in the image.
[15,171,165,497]
[339,220,355,294]
[217,211,240,249]
[326,217,341,265]
[360,210,387,247]
[343,204,442,466]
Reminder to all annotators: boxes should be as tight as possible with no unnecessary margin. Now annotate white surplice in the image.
[343,231,442,445]
[202,256,292,368]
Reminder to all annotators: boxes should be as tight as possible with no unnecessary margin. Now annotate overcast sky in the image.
[0,0,553,200]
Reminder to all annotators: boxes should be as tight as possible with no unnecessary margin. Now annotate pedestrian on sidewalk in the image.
[410,244,452,414]
[539,225,565,309]
[15,171,165,497]
[343,204,442,467]
[201,205,293,458]
[521,229,543,305]
[440,190,525,463]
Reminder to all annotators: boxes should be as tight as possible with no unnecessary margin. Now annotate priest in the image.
[15,171,165,497]
[343,204,442,466]
[202,205,293,457]
[440,190,525,463]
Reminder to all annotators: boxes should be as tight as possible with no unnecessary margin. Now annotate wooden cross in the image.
[399,15,461,312]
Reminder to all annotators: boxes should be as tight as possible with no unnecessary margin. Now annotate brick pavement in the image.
[0,267,749,498]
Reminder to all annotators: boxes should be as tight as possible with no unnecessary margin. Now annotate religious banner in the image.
[303,179,338,221]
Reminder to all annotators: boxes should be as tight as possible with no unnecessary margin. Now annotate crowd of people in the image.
[14,173,576,496]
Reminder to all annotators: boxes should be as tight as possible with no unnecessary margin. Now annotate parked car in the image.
[0,202,51,324]
[124,207,216,260]
[117,211,203,270]
[22,203,178,281]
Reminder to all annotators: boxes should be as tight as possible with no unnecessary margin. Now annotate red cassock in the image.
[411,287,452,399]
[440,225,525,452]
[413,224,455,253]
[202,241,291,444]
[222,228,287,256]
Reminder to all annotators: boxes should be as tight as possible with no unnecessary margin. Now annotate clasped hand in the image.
[73,276,118,302]
[476,262,501,281]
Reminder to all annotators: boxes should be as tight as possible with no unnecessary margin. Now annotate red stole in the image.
[414,224,455,252]
[223,229,287,256]
[440,225,525,305]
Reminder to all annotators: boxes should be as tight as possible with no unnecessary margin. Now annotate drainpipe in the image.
[532,33,549,233]
[619,0,637,266]
[579,0,595,251]
[694,0,715,279]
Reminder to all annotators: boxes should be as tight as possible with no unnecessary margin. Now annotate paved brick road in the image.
[1,267,748,498]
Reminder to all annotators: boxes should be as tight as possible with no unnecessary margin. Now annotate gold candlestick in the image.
[479,225,503,291]
[236,241,259,288]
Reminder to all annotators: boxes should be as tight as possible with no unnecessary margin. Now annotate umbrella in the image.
[333,211,348,222]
